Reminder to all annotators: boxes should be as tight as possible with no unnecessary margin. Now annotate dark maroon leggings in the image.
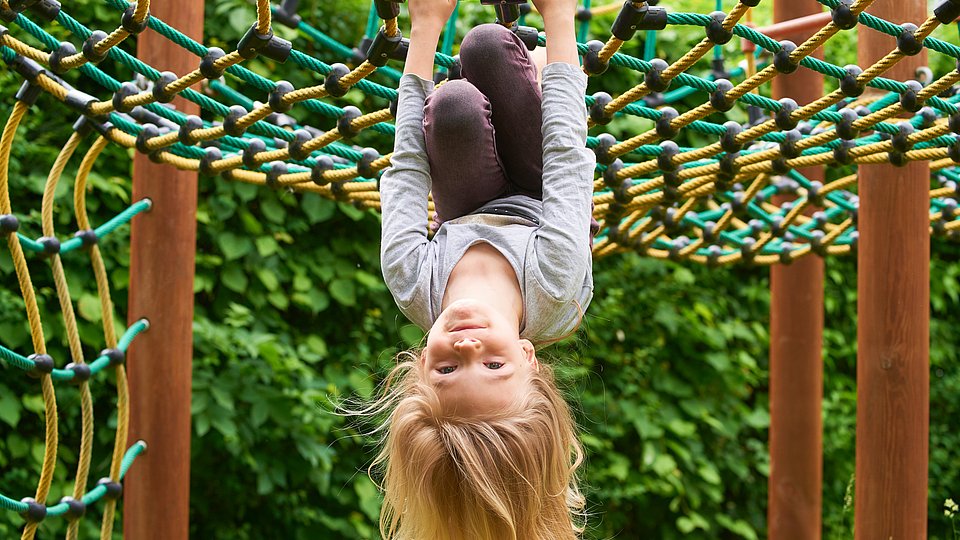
[423,23,544,224]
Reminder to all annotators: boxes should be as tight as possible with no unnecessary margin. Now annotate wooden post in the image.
[855,0,930,538]
[125,1,203,538]
[767,1,825,538]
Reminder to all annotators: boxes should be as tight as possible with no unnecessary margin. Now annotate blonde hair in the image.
[359,351,585,540]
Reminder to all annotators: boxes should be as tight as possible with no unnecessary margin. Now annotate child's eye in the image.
[486,362,504,369]
[438,366,456,374]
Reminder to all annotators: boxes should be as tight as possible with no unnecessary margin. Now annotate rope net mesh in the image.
[1,0,960,535]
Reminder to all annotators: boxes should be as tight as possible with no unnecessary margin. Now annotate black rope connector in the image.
[839,64,864,97]
[27,353,54,378]
[576,7,592,22]
[199,147,222,177]
[151,71,178,103]
[779,129,802,159]
[717,152,740,188]
[74,229,98,248]
[899,80,925,113]
[602,159,624,190]
[120,5,148,34]
[655,107,679,139]
[806,180,824,206]
[589,92,614,125]
[643,58,670,92]
[267,80,294,113]
[237,23,292,63]
[740,0,761,6]
[82,31,110,64]
[374,0,401,20]
[739,236,756,263]
[778,242,794,264]
[19,497,46,523]
[831,0,858,30]
[242,139,266,168]
[773,40,799,74]
[891,122,915,153]
[833,139,856,164]
[199,47,227,79]
[66,362,91,384]
[48,41,76,74]
[656,140,680,172]
[311,155,335,186]
[265,161,287,189]
[896,23,923,56]
[337,106,363,138]
[97,478,123,500]
[101,347,125,366]
[593,133,617,165]
[38,236,60,256]
[352,36,373,65]
[582,40,608,76]
[8,0,59,21]
[135,123,160,154]
[809,230,827,255]
[720,121,742,153]
[613,178,634,205]
[611,0,667,41]
[10,55,43,84]
[178,115,204,145]
[0,214,19,234]
[60,496,86,520]
[324,63,351,97]
[111,82,139,113]
[774,98,798,130]
[357,147,381,179]
[274,0,302,28]
[918,107,937,129]
[709,79,735,112]
[770,157,791,175]
[949,135,960,163]
[935,0,960,24]
[15,81,43,106]
[288,129,312,160]
[367,26,405,67]
[514,25,539,51]
[705,11,732,45]
[888,150,908,167]
[223,105,248,137]
[836,107,860,140]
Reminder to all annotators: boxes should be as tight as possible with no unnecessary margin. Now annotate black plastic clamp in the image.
[833,139,856,164]
[97,478,123,500]
[110,82,138,113]
[357,147,381,179]
[613,178,634,205]
[178,115,203,145]
[709,79,735,112]
[935,0,960,24]
[836,107,859,140]
[493,4,522,26]
[899,80,925,112]
[514,25,539,51]
[374,0,401,20]
[267,80,294,113]
[132,124,158,154]
[222,105,248,137]
[593,133,617,165]
[288,129,312,160]
[839,64,864,97]
[582,40,608,75]
[891,122,915,153]
[655,107,679,139]
[611,1,667,41]
[311,155,335,186]
[101,347,125,366]
[14,80,42,107]
[48,41,77,75]
[60,496,86,520]
[656,140,680,172]
[918,107,937,129]
[367,26,405,67]
[199,47,227,79]
[121,5,149,34]
[265,161,287,189]
[770,157,791,175]
[888,149,908,167]
[237,23,292,63]
[198,147,222,177]
[774,98,799,130]
[773,40,799,74]
[273,0,302,28]
[324,63,351,97]
[831,0,858,30]
[151,71,179,103]
[739,236,756,263]
[66,362,91,384]
[720,121,742,153]
[27,353,54,378]
[589,92,614,125]
[63,90,96,118]
[8,0,59,21]
[0,214,19,234]
[74,228,98,249]
[705,11,732,44]
[242,138,266,168]
[353,36,374,64]
[81,30,110,64]
[644,58,670,92]
[576,7,592,22]
[779,129,802,158]
[38,236,60,256]
[19,497,46,523]
[897,23,923,56]
[337,106,363,138]
[717,152,740,188]
[950,136,960,163]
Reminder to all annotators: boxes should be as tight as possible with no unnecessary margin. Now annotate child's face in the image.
[422,299,539,416]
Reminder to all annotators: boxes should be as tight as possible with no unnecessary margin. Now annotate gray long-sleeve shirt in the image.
[380,62,595,345]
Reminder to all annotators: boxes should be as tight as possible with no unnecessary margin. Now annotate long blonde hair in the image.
[359,351,585,540]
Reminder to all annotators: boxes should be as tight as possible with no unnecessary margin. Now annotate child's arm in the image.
[531,1,595,300]
[379,2,453,316]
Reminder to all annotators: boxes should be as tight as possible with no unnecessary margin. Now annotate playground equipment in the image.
[0,0,955,537]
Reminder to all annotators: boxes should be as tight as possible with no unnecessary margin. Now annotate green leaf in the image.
[217,232,253,260]
[221,265,248,293]
[329,279,356,306]
[257,268,280,291]
[354,476,382,522]
[256,236,278,257]
[261,198,287,224]
[77,294,102,322]
[302,194,335,223]
[0,386,21,427]
[399,324,424,347]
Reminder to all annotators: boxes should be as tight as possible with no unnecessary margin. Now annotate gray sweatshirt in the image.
[380,62,595,345]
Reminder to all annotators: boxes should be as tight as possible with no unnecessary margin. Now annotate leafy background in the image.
[1,0,960,538]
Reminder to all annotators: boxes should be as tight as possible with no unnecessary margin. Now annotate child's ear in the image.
[519,339,539,371]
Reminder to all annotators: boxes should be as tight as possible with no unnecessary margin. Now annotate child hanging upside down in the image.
[372,0,596,537]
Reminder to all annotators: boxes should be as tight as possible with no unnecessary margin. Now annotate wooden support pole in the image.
[855,1,930,538]
[768,1,825,538]
[125,2,203,538]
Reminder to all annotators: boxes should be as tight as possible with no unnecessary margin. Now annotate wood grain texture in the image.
[855,1,930,538]
[125,4,203,538]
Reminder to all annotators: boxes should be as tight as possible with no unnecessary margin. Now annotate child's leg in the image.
[424,79,512,224]
[459,24,544,198]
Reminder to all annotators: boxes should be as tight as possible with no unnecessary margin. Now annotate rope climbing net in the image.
[2,0,960,535]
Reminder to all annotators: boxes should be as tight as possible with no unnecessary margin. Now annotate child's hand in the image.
[408,0,458,31]
[531,0,576,21]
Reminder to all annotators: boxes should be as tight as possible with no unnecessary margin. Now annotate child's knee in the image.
[460,23,517,66]
[424,80,490,136]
